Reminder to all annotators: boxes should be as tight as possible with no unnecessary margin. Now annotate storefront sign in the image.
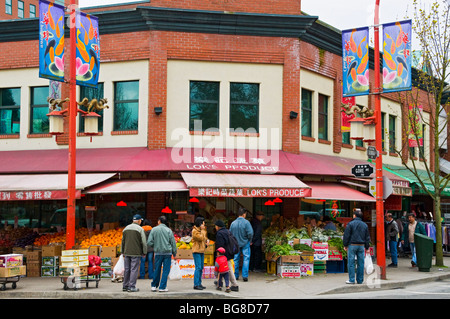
[189,187,311,198]
[0,190,80,201]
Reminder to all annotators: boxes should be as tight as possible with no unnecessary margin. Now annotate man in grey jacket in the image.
[121,214,147,292]
[230,208,254,282]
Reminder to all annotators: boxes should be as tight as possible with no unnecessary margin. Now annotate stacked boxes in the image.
[41,245,63,277]
[26,250,41,277]
[0,254,26,277]
[98,246,116,278]
[59,248,89,278]
[202,266,216,279]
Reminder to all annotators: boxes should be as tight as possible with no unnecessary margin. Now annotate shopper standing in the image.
[343,208,371,284]
[385,213,399,267]
[250,211,264,272]
[139,219,154,279]
[147,215,177,292]
[400,213,426,267]
[192,216,209,290]
[214,220,239,291]
[121,214,147,292]
[229,208,253,282]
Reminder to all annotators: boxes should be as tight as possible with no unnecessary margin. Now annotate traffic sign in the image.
[351,164,374,177]
[369,176,393,199]
[367,146,378,159]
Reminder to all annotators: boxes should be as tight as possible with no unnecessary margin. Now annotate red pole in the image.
[66,0,78,250]
[373,0,386,279]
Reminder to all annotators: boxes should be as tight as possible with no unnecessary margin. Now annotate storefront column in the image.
[146,192,166,225]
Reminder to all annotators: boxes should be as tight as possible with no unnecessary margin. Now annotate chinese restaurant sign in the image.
[382,20,412,93]
[342,27,369,97]
[189,187,311,198]
[75,12,100,87]
[0,190,81,201]
[39,0,65,82]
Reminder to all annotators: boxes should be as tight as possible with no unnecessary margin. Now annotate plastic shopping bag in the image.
[113,254,125,276]
[364,253,374,275]
[169,259,182,280]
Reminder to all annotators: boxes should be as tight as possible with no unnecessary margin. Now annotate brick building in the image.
[0,0,439,232]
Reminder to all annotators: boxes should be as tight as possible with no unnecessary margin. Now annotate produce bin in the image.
[414,233,433,272]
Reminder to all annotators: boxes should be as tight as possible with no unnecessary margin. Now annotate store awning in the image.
[0,173,115,200]
[304,182,375,202]
[180,172,311,197]
[84,179,188,194]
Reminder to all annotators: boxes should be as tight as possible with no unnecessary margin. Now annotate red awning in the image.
[181,172,311,198]
[304,182,375,202]
[84,179,188,194]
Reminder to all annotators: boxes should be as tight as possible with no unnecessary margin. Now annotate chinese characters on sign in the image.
[185,156,278,173]
[189,187,311,198]
[0,190,80,201]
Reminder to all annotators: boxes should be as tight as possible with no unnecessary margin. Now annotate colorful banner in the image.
[408,104,423,147]
[342,27,369,97]
[48,81,62,111]
[341,96,356,133]
[39,0,65,82]
[382,20,412,93]
[76,12,100,88]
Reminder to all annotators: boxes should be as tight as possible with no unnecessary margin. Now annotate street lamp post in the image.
[373,0,386,280]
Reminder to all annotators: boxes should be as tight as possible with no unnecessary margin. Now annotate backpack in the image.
[225,229,239,256]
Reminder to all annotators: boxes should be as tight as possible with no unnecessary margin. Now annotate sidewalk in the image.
[1,256,449,299]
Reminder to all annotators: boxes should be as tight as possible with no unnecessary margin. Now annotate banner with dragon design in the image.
[75,11,100,88]
[39,0,65,82]
[342,27,369,97]
[382,20,412,93]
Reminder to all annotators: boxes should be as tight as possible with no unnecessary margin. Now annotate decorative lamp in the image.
[273,197,283,203]
[264,200,274,206]
[47,110,65,135]
[349,117,365,140]
[116,200,127,207]
[83,112,101,135]
[161,206,172,213]
[363,122,376,142]
[189,197,199,203]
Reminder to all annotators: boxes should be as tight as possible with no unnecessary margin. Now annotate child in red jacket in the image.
[215,247,230,292]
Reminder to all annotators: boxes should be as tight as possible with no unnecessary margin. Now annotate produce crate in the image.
[313,261,326,274]
[204,254,214,266]
[326,260,345,273]
[266,261,276,274]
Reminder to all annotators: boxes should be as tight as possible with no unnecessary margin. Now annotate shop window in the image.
[301,88,312,137]
[5,0,12,15]
[18,0,24,18]
[29,4,35,18]
[189,81,220,132]
[253,198,281,229]
[318,93,328,140]
[381,112,386,151]
[342,131,350,145]
[229,82,259,133]
[79,83,104,133]
[389,114,396,153]
[30,86,49,134]
[113,80,139,131]
[0,88,20,135]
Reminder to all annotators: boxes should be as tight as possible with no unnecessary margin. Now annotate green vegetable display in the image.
[270,244,299,256]
[292,243,314,252]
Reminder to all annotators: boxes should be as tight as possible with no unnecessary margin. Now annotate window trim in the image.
[189,80,220,133]
[78,83,104,134]
[229,82,260,134]
[301,88,313,138]
[318,93,328,141]
[0,87,21,136]
[389,114,396,154]
[5,0,12,15]
[29,86,50,135]
[113,80,139,132]
[29,4,36,18]
[18,0,24,18]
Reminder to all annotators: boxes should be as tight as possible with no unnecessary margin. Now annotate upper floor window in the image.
[381,112,386,151]
[0,88,20,135]
[113,81,139,131]
[18,1,24,18]
[229,82,259,133]
[30,86,49,134]
[5,0,12,15]
[301,88,313,137]
[30,4,36,18]
[389,114,396,153]
[318,94,328,140]
[189,81,219,132]
[79,83,104,133]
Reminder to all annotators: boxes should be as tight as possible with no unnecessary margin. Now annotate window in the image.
[29,4,36,18]
[230,82,259,133]
[113,81,139,131]
[189,81,219,132]
[355,105,364,148]
[30,86,49,134]
[318,94,328,140]
[79,83,104,133]
[18,1,24,18]
[419,124,426,160]
[0,88,20,135]
[381,112,386,151]
[301,89,313,137]
[389,115,396,153]
[5,0,12,15]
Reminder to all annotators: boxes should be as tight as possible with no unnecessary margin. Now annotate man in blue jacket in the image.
[230,208,254,282]
[343,208,371,285]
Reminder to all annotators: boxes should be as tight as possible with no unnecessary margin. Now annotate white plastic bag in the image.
[169,259,182,280]
[113,254,125,276]
[364,253,374,275]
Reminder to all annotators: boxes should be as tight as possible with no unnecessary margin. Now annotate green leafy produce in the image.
[327,237,347,258]
[270,244,299,256]
[292,243,314,252]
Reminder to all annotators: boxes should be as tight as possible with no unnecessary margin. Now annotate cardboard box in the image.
[176,249,193,259]
[100,267,113,278]
[42,245,63,257]
[111,257,120,268]
[26,269,40,277]
[278,255,300,264]
[202,266,216,279]
[59,266,87,277]
[60,255,88,263]
[178,259,195,278]
[204,254,214,266]
[26,261,41,271]
[42,256,59,267]
[0,254,23,268]
[299,251,315,264]
[0,265,26,277]
[26,251,42,262]
[277,264,301,278]
[60,260,89,267]
[100,246,116,258]
[204,244,215,254]
[62,249,89,256]
[89,246,101,256]
[100,257,112,267]
[300,263,314,276]
[41,266,58,277]
[328,247,343,261]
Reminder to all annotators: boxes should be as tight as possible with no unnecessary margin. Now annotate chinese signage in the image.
[189,187,311,198]
[382,20,412,93]
[0,190,80,201]
[39,0,65,82]
[342,27,369,97]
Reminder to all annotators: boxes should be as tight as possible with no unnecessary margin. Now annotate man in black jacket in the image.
[343,209,371,285]
[214,220,239,291]
[250,212,264,272]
